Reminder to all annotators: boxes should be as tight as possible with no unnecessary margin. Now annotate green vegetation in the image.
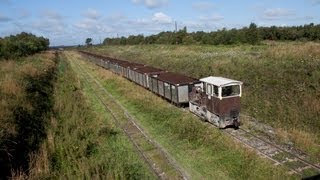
[86,42,320,160]
[0,32,49,59]
[73,52,293,179]
[85,37,93,46]
[103,23,320,45]
[0,51,154,179]
[0,52,58,178]
[28,52,154,179]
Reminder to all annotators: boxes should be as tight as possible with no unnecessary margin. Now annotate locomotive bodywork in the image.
[189,76,243,128]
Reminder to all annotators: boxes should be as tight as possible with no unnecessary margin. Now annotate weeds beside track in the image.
[224,127,320,178]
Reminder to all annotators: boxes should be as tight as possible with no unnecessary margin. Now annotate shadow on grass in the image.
[0,57,58,179]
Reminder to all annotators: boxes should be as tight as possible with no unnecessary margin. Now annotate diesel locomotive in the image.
[189,76,243,128]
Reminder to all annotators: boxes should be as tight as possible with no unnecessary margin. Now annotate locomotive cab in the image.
[189,76,243,128]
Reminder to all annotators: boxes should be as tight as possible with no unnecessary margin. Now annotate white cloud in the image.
[74,18,112,34]
[181,20,231,32]
[310,0,320,5]
[24,10,67,35]
[82,8,101,20]
[105,12,126,22]
[151,12,172,24]
[41,10,63,20]
[262,8,295,20]
[132,0,168,9]
[192,2,215,11]
[119,12,174,35]
[0,13,11,22]
[16,8,31,19]
[31,19,66,35]
[260,8,315,22]
[302,16,314,20]
[199,14,224,21]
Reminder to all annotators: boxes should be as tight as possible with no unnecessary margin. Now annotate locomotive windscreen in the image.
[222,85,240,97]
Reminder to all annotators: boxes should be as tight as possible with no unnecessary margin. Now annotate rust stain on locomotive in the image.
[203,95,241,117]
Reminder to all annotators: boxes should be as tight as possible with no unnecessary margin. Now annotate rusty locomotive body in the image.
[79,51,243,128]
[189,77,242,128]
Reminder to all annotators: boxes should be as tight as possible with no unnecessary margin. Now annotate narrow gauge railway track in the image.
[224,127,320,178]
[70,55,189,180]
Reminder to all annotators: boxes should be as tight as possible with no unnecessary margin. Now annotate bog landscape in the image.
[0,1,319,179]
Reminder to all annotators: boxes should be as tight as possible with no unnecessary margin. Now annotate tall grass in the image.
[0,52,58,178]
[28,53,154,179]
[87,42,320,159]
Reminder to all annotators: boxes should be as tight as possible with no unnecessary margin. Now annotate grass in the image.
[85,42,320,160]
[0,51,58,178]
[28,52,155,179]
[73,51,295,179]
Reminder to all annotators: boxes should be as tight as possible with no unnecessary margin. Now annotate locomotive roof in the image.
[200,76,243,87]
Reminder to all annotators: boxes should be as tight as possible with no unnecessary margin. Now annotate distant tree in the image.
[0,38,3,58]
[99,23,320,46]
[120,37,127,45]
[192,31,206,43]
[85,38,93,46]
[182,35,196,45]
[246,22,260,44]
[144,35,157,44]
[175,26,188,44]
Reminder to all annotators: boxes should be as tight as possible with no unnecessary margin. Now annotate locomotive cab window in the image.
[213,85,219,97]
[222,85,240,97]
[206,84,219,97]
[206,84,212,95]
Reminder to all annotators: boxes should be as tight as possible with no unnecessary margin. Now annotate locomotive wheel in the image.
[233,120,240,129]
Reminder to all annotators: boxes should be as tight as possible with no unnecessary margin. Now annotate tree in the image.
[246,22,260,44]
[98,23,320,46]
[85,38,93,46]
[0,32,49,60]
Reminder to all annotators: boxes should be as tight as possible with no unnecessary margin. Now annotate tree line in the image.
[103,23,320,46]
[0,32,49,59]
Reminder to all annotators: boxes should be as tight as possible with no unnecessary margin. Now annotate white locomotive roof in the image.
[200,76,243,87]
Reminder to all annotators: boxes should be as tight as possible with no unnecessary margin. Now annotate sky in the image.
[0,0,319,46]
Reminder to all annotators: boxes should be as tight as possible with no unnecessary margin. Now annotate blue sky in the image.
[0,0,319,46]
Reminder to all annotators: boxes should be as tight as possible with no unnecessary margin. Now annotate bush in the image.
[0,32,49,60]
